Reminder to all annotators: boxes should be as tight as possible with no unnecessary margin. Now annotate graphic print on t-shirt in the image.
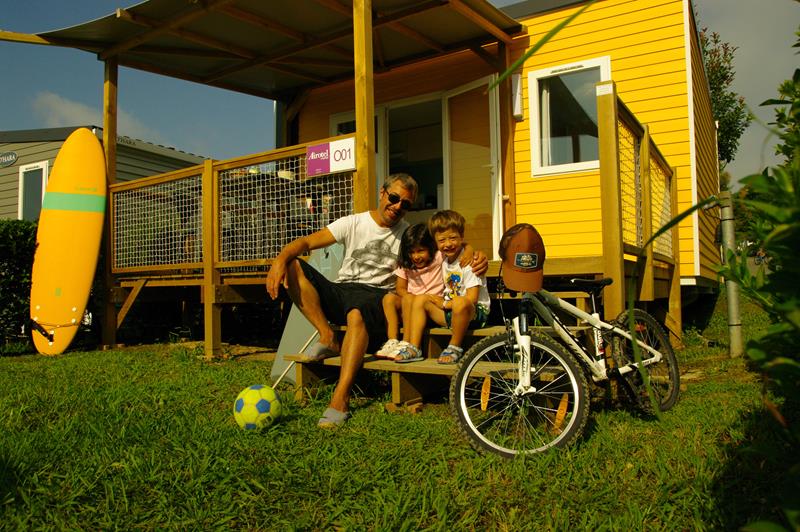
[444,271,463,299]
[351,239,397,279]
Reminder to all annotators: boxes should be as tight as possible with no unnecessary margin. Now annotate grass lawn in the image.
[1,292,793,529]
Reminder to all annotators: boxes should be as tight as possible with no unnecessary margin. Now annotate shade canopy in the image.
[4,0,522,102]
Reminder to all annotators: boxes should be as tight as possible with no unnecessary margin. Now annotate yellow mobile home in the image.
[291,0,719,338]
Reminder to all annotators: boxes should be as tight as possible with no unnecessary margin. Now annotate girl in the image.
[375,224,442,359]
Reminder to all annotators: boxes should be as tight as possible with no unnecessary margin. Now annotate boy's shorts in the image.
[298,259,388,349]
[444,303,489,329]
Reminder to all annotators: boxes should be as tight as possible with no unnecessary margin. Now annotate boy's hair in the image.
[428,209,465,237]
[398,223,437,269]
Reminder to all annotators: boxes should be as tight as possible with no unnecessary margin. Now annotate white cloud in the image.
[31,91,167,144]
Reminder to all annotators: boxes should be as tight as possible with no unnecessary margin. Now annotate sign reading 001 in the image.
[306,137,356,176]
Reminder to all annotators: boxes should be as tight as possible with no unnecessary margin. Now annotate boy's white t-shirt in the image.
[327,212,408,289]
[442,248,491,312]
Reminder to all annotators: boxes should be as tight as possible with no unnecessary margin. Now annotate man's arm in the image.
[265,227,336,299]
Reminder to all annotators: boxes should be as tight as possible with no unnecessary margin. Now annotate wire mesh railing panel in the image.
[218,156,354,272]
[618,118,642,248]
[113,175,203,271]
[651,157,674,258]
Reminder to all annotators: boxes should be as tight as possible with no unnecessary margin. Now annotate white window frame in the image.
[528,56,611,176]
[18,160,49,220]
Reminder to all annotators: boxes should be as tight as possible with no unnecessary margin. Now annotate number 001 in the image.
[333,148,351,162]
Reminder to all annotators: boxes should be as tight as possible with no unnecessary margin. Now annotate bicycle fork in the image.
[512,298,537,396]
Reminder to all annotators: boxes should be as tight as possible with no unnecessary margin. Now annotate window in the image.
[529,56,611,175]
[18,161,49,221]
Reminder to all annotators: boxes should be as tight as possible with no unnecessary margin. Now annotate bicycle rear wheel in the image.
[449,331,589,458]
[612,309,680,413]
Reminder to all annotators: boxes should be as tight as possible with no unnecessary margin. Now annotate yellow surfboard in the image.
[30,128,107,355]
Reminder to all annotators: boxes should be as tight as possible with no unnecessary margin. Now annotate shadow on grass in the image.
[0,453,25,507]
[709,404,799,529]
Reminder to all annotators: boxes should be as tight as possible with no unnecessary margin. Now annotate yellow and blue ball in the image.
[233,384,282,430]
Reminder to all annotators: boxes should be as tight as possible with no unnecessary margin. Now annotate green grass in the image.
[0,294,792,529]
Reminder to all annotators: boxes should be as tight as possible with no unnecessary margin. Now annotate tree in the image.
[699,28,752,177]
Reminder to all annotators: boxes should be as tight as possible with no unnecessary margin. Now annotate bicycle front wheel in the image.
[612,309,681,413]
[449,332,589,458]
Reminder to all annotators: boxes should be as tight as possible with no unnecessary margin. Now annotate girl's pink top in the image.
[393,251,444,295]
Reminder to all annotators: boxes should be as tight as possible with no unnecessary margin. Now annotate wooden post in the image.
[499,44,517,233]
[202,159,222,359]
[353,0,376,212]
[101,59,118,348]
[639,125,654,301]
[666,166,683,345]
[596,81,625,320]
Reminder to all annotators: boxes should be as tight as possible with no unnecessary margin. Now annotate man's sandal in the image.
[394,344,424,363]
[299,342,340,362]
[437,346,463,364]
[318,407,351,428]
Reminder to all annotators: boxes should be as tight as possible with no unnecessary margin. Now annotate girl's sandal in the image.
[437,346,463,364]
[394,344,424,363]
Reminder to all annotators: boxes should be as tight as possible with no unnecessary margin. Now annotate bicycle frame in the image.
[513,290,664,387]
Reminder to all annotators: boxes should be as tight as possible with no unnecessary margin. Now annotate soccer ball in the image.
[233,384,282,430]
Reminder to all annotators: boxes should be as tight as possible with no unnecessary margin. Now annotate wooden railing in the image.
[597,80,680,338]
[109,136,355,277]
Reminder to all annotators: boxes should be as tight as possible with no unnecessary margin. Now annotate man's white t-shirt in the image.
[327,212,408,289]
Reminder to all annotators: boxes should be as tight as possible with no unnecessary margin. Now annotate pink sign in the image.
[306,138,355,176]
[306,143,330,176]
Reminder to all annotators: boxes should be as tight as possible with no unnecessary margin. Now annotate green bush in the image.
[0,219,37,351]
[719,31,800,532]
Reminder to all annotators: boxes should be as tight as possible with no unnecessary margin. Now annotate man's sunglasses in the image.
[386,191,413,211]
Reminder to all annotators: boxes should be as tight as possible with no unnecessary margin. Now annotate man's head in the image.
[428,209,466,262]
[376,173,417,227]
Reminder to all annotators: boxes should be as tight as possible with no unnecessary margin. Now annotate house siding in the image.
[688,4,721,282]
[511,0,693,260]
[0,140,62,219]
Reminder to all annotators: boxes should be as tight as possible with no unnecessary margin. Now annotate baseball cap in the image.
[498,223,546,292]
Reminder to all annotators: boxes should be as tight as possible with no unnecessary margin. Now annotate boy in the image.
[393,210,490,364]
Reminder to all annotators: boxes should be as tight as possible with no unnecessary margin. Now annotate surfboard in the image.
[30,128,107,355]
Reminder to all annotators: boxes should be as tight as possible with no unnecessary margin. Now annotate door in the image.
[445,77,500,258]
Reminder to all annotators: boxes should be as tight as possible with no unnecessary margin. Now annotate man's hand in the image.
[471,250,489,277]
[265,259,287,300]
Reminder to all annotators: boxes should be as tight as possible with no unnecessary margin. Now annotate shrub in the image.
[719,30,799,532]
[0,219,37,352]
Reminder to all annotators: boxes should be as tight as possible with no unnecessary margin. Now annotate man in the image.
[266,173,486,427]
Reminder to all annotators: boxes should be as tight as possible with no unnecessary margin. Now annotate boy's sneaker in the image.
[375,338,401,359]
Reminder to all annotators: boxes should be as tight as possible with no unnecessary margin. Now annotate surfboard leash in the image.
[30,319,55,342]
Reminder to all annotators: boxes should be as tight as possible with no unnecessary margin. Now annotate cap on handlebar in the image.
[498,223,546,293]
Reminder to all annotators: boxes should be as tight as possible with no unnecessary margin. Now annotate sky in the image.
[1,0,798,182]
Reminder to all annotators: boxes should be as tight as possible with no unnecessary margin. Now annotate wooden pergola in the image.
[2,0,522,351]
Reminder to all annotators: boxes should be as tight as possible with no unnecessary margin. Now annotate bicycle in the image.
[449,277,680,458]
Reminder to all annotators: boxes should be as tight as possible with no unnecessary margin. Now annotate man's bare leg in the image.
[329,309,369,412]
[284,259,340,351]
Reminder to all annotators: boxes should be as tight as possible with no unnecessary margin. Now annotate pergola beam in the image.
[99,0,236,60]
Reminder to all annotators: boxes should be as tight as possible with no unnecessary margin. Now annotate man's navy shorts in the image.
[298,259,389,349]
